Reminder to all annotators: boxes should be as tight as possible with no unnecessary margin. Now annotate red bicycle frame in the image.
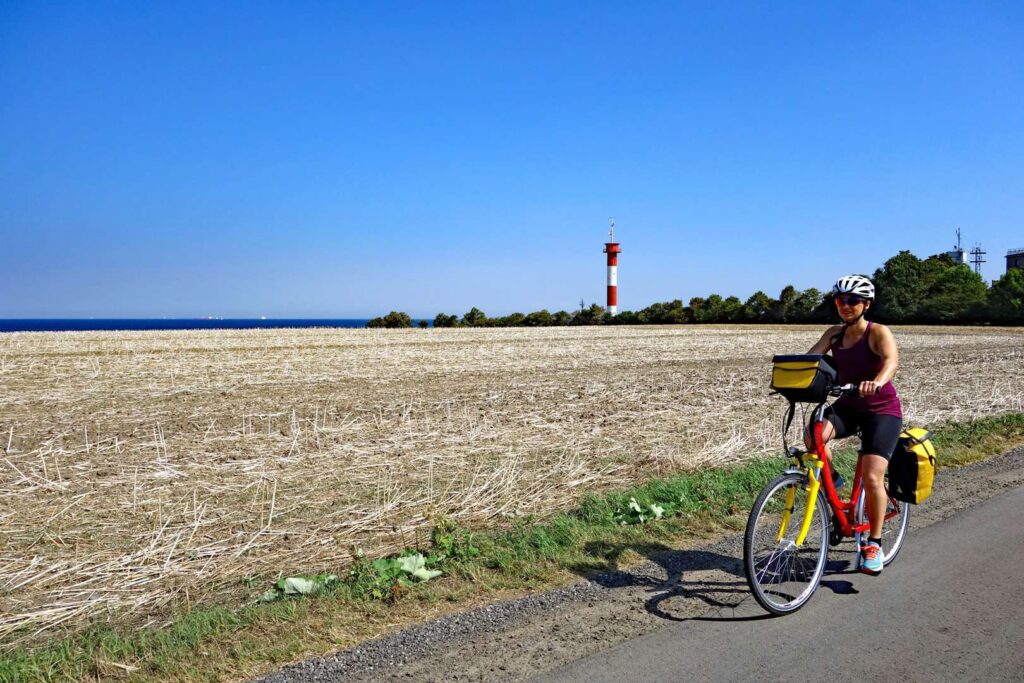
[806,414,900,539]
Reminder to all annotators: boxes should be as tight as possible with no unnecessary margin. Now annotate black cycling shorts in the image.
[821,402,903,460]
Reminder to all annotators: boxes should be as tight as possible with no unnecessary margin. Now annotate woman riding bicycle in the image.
[805,274,902,575]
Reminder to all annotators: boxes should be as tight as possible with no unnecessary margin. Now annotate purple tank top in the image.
[829,322,903,418]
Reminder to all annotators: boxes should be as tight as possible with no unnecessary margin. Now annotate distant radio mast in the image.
[603,218,621,315]
[970,244,987,275]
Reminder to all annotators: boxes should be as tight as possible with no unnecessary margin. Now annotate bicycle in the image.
[742,383,910,615]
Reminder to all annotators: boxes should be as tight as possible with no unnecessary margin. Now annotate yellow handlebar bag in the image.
[888,428,936,504]
[770,354,838,403]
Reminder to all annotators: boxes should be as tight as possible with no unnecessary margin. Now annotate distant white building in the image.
[945,248,968,265]
[945,228,969,264]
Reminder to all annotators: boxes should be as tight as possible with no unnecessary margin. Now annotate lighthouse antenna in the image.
[603,219,620,316]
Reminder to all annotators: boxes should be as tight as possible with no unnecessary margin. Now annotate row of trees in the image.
[870,251,1022,324]
[431,304,610,328]
[367,250,1024,328]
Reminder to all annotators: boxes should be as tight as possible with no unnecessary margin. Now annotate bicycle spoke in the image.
[754,544,787,584]
[755,553,779,585]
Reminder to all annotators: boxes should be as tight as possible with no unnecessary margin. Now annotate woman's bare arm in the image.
[808,325,843,354]
[862,324,899,396]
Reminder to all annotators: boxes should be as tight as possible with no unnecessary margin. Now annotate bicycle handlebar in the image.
[831,383,884,397]
[830,383,861,397]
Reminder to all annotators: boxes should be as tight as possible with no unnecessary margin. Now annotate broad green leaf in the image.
[281,577,318,595]
[372,558,395,572]
[396,553,426,575]
[412,567,443,582]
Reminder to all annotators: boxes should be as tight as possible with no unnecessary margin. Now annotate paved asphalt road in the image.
[537,484,1024,683]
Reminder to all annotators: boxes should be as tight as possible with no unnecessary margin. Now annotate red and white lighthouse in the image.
[603,218,621,315]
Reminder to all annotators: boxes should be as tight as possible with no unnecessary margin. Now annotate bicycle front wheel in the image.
[744,472,829,615]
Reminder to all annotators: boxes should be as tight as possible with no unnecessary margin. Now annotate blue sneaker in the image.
[861,541,884,575]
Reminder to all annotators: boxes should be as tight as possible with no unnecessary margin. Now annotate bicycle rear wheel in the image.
[744,472,829,615]
[854,485,910,567]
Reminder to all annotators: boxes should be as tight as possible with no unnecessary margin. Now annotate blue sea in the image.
[0,319,390,333]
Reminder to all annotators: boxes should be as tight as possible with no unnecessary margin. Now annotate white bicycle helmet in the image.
[832,274,875,300]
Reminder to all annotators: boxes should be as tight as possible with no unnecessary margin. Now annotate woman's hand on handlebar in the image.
[830,382,879,398]
[858,380,880,397]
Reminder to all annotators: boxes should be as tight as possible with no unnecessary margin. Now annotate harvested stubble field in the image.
[1,325,1022,648]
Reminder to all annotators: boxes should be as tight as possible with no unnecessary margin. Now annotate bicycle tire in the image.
[744,472,829,615]
[854,484,910,567]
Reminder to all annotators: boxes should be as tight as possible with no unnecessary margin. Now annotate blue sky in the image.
[1,1,1022,317]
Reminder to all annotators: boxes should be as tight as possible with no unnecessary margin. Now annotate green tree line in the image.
[368,250,1024,328]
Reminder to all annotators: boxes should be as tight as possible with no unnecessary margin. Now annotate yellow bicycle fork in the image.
[776,455,823,546]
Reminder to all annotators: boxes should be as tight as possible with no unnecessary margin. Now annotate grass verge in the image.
[3,412,1023,683]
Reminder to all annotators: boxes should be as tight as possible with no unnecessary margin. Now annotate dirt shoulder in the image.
[254,446,1024,683]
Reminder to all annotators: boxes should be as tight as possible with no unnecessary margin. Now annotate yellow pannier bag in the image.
[770,354,838,403]
[888,428,937,504]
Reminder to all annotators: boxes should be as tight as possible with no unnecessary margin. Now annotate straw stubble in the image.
[0,325,1021,646]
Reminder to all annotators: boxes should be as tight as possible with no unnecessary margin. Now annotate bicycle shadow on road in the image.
[692,557,860,622]
[569,541,859,623]
[568,541,763,622]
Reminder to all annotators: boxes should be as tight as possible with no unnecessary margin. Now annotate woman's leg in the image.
[803,420,836,451]
[804,407,842,452]
[858,414,903,542]
[860,453,889,538]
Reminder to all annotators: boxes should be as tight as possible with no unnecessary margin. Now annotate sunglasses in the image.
[834,295,866,306]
